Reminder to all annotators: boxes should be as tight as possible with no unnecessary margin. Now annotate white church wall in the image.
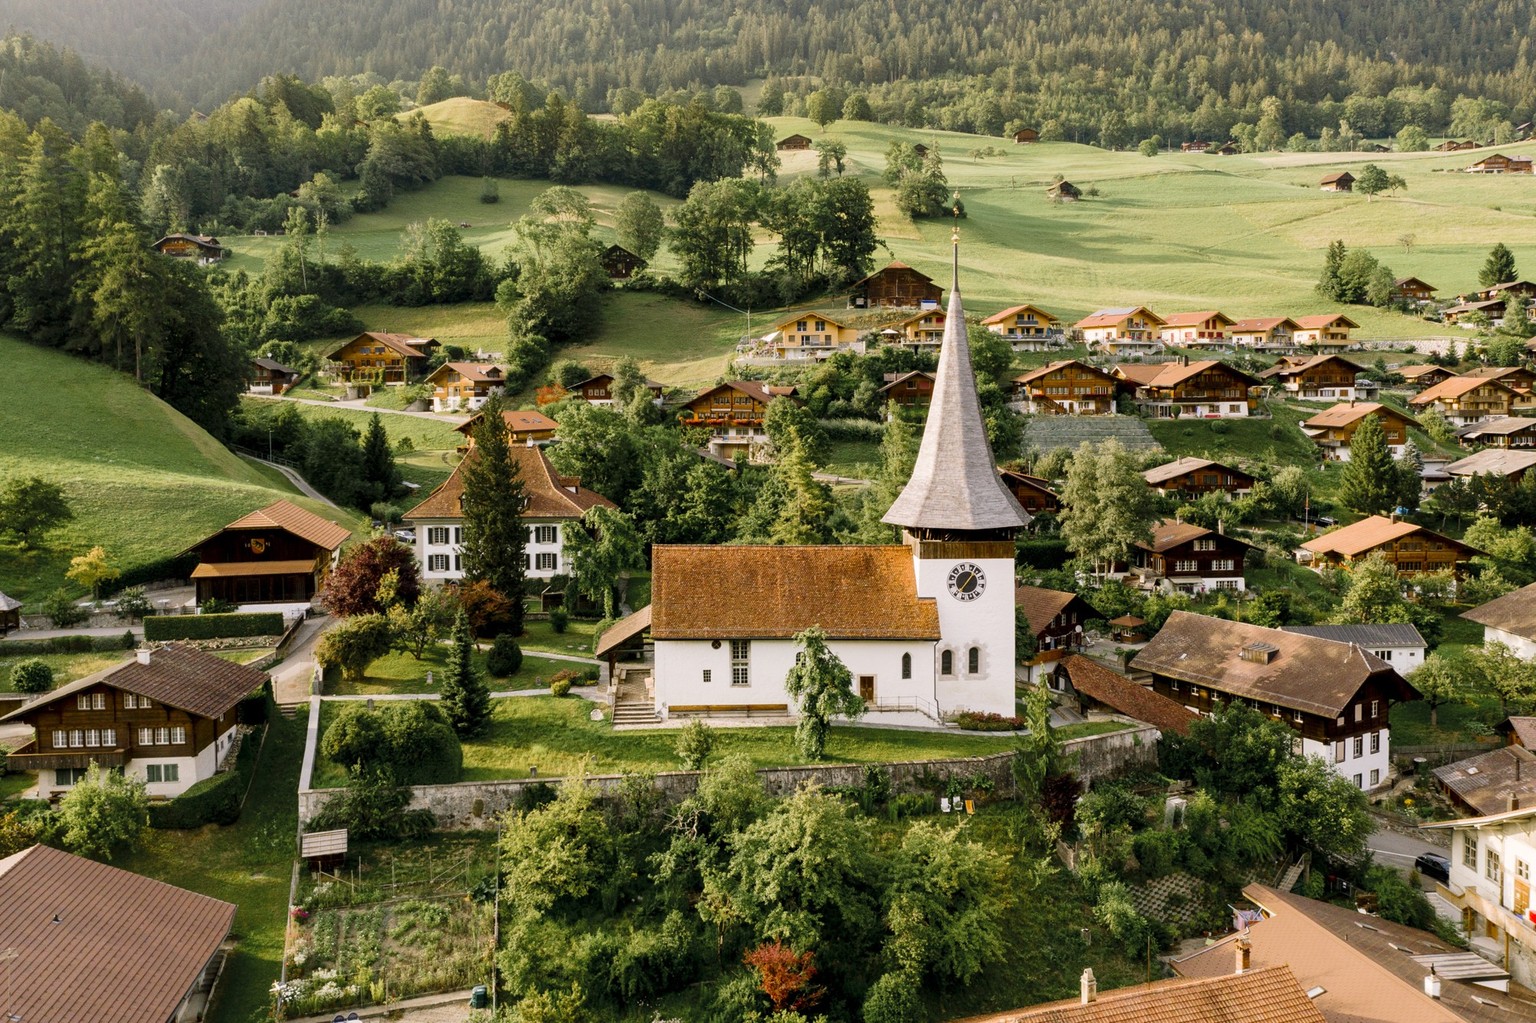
[914,555,1018,717]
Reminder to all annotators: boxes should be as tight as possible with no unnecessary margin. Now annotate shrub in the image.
[676,720,717,770]
[549,608,569,633]
[0,634,133,656]
[148,728,264,829]
[953,711,1025,731]
[200,596,238,614]
[306,770,437,841]
[9,659,54,694]
[863,971,924,1023]
[487,635,524,677]
[43,589,88,628]
[114,587,153,620]
[99,553,199,597]
[550,677,573,697]
[143,612,283,641]
[322,701,462,785]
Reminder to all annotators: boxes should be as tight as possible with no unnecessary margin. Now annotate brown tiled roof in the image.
[1076,306,1166,329]
[1300,402,1408,430]
[252,356,297,374]
[1497,716,1536,747]
[1112,364,1165,386]
[1411,376,1518,405]
[425,361,503,384]
[594,605,651,658]
[217,499,350,551]
[1015,585,1097,637]
[1229,317,1299,332]
[1462,581,1536,641]
[455,408,561,437]
[1130,611,1409,717]
[403,447,615,522]
[1137,519,1220,554]
[852,261,935,287]
[1143,457,1250,486]
[1160,310,1230,327]
[1294,314,1360,329]
[1133,359,1257,388]
[999,469,1058,496]
[1015,360,1118,385]
[0,844,236,1023]
[1301,516,1474,559]
[2,644,266,723]
[982,303,1057,325]
[1059,654,1197,736]
[1320,171,1355,184]
[1396,364,1448,380]
[190,559,317,578]
[1257,354,1363,380]
[1445,448,1536,479]
[1462,366,1534,384]
[1433,745,1536,816]
[330,331,436,360]
[1174,884,1531,1023]
[959,965,1328,1023]
[878,370,935,393]
[650,546,940,640]
[771,309,856,330]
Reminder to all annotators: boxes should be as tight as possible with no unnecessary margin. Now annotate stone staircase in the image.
[612,669,659,726]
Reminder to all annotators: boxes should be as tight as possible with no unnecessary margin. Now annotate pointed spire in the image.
[882,237,1029,534]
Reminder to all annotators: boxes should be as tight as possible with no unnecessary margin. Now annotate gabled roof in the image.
[1128,359,1259,389]
[594,605,651,658]
[1301,516,1476,559]
[1497,716,1536,747]
[685,380,798,406]
[982,303,1058,325]
[252,356,298,374]
[1113,364,1167,386]
[1015,585,1099,638]
[964,964,1328,1023]
[1319,171,1355,183]
[194,499,350,552]
[424,362,503,384]
[1137,518,1253,554]
[1300,402,1411,430]
[1014,360,1119,385]
[770,309,857,331]
[1229,316,1299,332]
[1445,448,1536,479]
[403,446,615,522]
[1257,354,1363,380]
[1130,611,1411,717]
[1461,365,1535,386]
[1462,581,1536,641]
[567,373,664,394]
[852,261,936,288]
[1058,654,1197,737]
[1433,745,1536,817]
[0,844,237,1023]
[650,546,940,640]
[1293,313,1361,329]
[2,644,267,723]
[1410,375,1518,405]
[1281,623,1426,649]
[329,331,438,360]
[1075,306,1167,329]
[1160,310,1233,328]
[1395,276,1437,290]
[878,370,935,393]
[999,468,1058,496]
[884,308,948,329]
[0,591,20,612]
[1143,457,1252,486]
[1482,280,1536,296]
[1397,363,1450,380]
[455,408,561,438]
[153,233,222,251]
[1444,299,1506,315]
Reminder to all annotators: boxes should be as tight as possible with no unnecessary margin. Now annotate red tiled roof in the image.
[959,965,1328,1023]
[982,303,1058,325]
[1293,313,1360,329]
[1229,317,1299,332]
[1015,585,1093,637]
[1059,654,1197,736]
[455,408,561,437]
[1300,402,1408,430]
[215,499,350,551]
[1075,306,1166,329]
[1160,310,1230,328]
[403,446,615,522]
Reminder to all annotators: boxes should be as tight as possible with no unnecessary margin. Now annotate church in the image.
[642,241,1028,721]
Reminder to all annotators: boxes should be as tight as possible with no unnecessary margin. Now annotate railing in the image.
[864,694,940,721]
[5,743,129,771]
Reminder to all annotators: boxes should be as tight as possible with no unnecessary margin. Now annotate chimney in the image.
[1235,935,1252,974]
[135,647,152,666]
[1218,517,1225,536]
[1509,792,1521,812]
[1080,968,1098,1004]
[1425,965,1442,999]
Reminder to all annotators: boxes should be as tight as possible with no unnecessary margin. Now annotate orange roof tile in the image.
[1015,585,1097,637]
[1075,306,1166,330]
[960,965,1328,1023]
[982,303,1058,325]
[1160,310,1231,328]
[1301,516,1474,559]
[1015,360,1118,385]
[1229,317,1299,332]
[1300,402,1409,430]
[455,408,561,437]
[404,447,615,522]
[215,499,351,551]
[4,644,267,723]
[1293,313,1360,329]
[1410,375,1518,405]
[425,362,504,384]
[1058,654,1197,736]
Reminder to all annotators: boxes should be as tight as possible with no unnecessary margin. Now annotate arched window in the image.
[968,647,980,673]
[940,650,953,676]
[901,653,912,680]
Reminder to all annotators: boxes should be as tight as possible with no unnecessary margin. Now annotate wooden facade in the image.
[599,244,647,279]
[1012,360,1121,415]
[878,371,935,410]
[1303,516,1477,577]
[1392,277,1438,304]
[848,262,942,309]
[1467,154,1534,174]
[152,234,225,264]
[185,500,349,607]
[1261,355,1364,400]
[1131,522,1252,592]
[565,373,663,406]
[249,358,299,395]
[1123,360,1258,418]
[982,304,1061,342]
[1143,458,1255,498]
[11,679,228,773]
[1410,376,1521,426]
[777,134,812,150]
[999,470,1060,515]
[424,362,504,412]
[1228,317,1299,351]
[1159,311,1233,347]
[1320,172,1355,192]
[1013,127,1040,143]
[1300,403,1415,459]
[1293,314,1360,350]
[326,332,438,385]
[1148,671,1402,748]
[678,381,797,458]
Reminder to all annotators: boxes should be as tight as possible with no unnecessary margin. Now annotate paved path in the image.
[249,457,343,510]
[272,615,335,706]
[248,392,470,425]
[285,988,475,1023]
[2,625,144,642]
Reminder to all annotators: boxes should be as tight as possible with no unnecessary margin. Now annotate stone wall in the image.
[298,723,1161,832]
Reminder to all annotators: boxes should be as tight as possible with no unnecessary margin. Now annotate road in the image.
[1367,817,1448,884]
[247,392,470,425]
[249,457,343,511]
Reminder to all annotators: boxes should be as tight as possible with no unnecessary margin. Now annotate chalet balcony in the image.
[4,740,129,772]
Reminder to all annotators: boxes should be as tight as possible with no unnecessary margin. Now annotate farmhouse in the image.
[1319,171,1355,192]
[999,469,1059,515]
[1159,310,1234,347]
[847,261,943,309]
[1301,516,1479,577]
[599,243,647,279]
[325,331,439,385]
[1292,313,1360,350]
[405,445,614,585]
[1228,316,1300,352]
[423,362,504,412]
[1051,655,1198,736]
[455,407,560,446]
[1444,448,1536,483]
[764,311,865,359]
[1464,365,1536,412]
[1443,298,1507,325]
[0,844,237,1023]
[1410,375,1522,426]
[776,133,812,150]
[1133,611,1417,789]
[884,308,949,351]
[248,356,300,395]
[1012,360,1121,415]
[676,380,799,460]
[563,373,664,407]
[1462,582,1536,660]
[1113,358,1259,418]
[183,499,349,610]
[152,233,225,264]
[1467,153,1534,174]
[1126,518,1254,593]
[1076,306,1166,355]
[1392,276,1438,304]
[1012,127,1039,143]
[1397,363,1455,389]
[982,303,1062,347]
[1142,456,1256,499]
[878,370,935,411]
[2,644,267,799]
[1480,280,1536,304]
[1015,585,1100,684]
[1281,623,1427,673]
[1457,416,1536,449]
[1258,354,1366,401]
[1180,139,1212,152]
[1300,402,1415,460]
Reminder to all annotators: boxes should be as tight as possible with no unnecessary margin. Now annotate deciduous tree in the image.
[1059,439,1157,575]
[56,762,148,861]
[565,506,645,620]
[615,191,665,261]
[66,545,118,597]
[321,535,419,617]
[0,476,74,548]
[314,612,394,681]
[883,821,1012,982]
[1409,654,1467,728]
[783,626,865,760]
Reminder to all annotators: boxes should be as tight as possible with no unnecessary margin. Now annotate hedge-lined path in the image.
[0,625,145,642]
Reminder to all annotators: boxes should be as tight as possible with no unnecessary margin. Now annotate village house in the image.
[1159,310,1234,347]
[1012,127,1039,143]
[1113,358,1259,418]
[878,370,935,412]
[1301,515,1479,577]
[776,133,812,151]
[456,407,560,447]
[1012,360,1122,415]
[1228,316,1300,353]
[405,444,615,586]
[1280,623,1427,673]
[981,303,1062,348]
[423,362,504,412]
[1444,298,1508,326]
[1444,448,1536,484]
[763,311,866,360]
[1075,306,1167,355]
[884,308,948,351]
[1142,456,1256,499]
[1392,276,1439,305]
[1,644,267,799]
[1463,581,1536,660]
[1300,401,1415,460]
[999,469,1059,516]
[1458,416,1536,449]
[1126,519,1254,593]
[1421,803,1536,990]
[1398,364,1456,390]
[151,233,226,264]
[1467,153,1535,174]
[1050,654,1198,735]
[599,243,646,279]
[1320,171,1355,192]
[182,499,349,610]
[1480,280,1536,304]
[1434,745,1536,818]
[1015,585,1101,684]
[562,373,665,407]
[1293,313,1360,350]
[1047,179,1082,201]
[1435,138,1480,151]
[1464,366,1536,412]
[0,844,238,1023]
[248,356,301,395]
[325,331,439,385]
[847,261,943,309]
[972,964,1329,1023]
[1410,375,1523,426]
[1180,139,1212,152]
[1259,354,1367,401]
[1134,612,1418,789]
[1213,141,1240,155]
[676,380,799,460]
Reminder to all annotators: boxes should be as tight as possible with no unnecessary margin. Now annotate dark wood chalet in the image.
[777,133,812,151]
[848,262,942,309]
[1396,364,1454,390]
[1142,457,1256,498]
[1392,277,1437,304]
[1457,416,1536,449]
[152,234,225,264]
[1301,516,1479,577]
[1012,360,1121,415]
[999,469,1060,515]
[184,500,350,607]
[2,644,268,799]
[678,380,799,459]
[878,371,935,410]
[1258,354,1365,401]
[599,244,647,279]
[326,332,439,385]
[249,357,300,395]
[1016,585,1101,683]
[1117,358,1258,418]
[565,373,664,406]
[1013,127,1040,143]
[1129,519,1254,593]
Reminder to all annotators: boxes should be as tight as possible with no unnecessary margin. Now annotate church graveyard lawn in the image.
[325,646,577,696]
[516,616,600,656]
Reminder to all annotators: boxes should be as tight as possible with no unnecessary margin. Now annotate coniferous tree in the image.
[361,412,402,505]
[1317,239,1348,301]
[1481,243,1519,288]
[459,395,527,634]
[1337,414,1398,515]
[440,609,490,736]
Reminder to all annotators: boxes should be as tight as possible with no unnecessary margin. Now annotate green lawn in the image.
[517,617,600,656]
[241,396,463,453]
[0,771,35,801]
[325,644,579,696]
[1146,403,1319,469]
[0,650,129,692]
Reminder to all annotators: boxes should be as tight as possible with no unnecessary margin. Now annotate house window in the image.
[901,653,912,680]
[138,727,154,746]
[1353,736,1363,758]
[51,730,66,748]
[1370,769,1380,786]
[536,553,557,571]
[101,728,115,747]
[428,554,449,572]
[1293,709,1302,722]
[1373,650,1392,661]
[968,647,980,674]
[1488,849,1503,884]
[69,729,84,748]
[1354,774,1363,789]
[1174,559,1198,573]
[85,729,100,747]
[171,727,187,745]
[146,764,180,784]
[155,727,171,745]
[428,526,449,545]
[1194,539,1216,552]
[1335,741,1345,763]
[1354,704,1363,722]
[55,767,89,787]
[1370,731,1380,754]
[702,669,712,684]
[534,525,557,544]
[453,555,461,572]
[1465,836,1478,869]
[1212,559,1235,572]
[522,554,530,570]
[1370,700,1379,718]
[941,650,954,676]
[730,640,750,686]
[1520,860,1530,882]
[453,527,463,544]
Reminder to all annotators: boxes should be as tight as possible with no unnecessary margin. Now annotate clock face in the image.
[947,562,986,602]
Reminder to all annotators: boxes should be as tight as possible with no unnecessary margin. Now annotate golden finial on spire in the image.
[951,191,961,284]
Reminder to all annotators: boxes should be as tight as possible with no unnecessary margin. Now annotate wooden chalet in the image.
[1319,171,1355,192]
[878,371,935,411]
[1409,375,1521,426]
[1114,358,1259,418]
[765,311,864,360]
[1143,457,1256,499]
[152,233,225,264]
[1302,516,1479,577]
[776,133,812,151]
[1444,448,1536,483]
[1133,611,1417,788]
[1159,311,1234,347]
[1076,306,1166,354]
[455,408,560,446]
[325,331,439,385]
[1467,153,1534,174]
[1012,127,1040,144]
[1299,402,1415,460]
[563,373,664,407]
[1108,615,1148,643]
[999,469,1059,515]
[847,262,942,309]
[1015,585,1100,683]
[1457,416,1536,449]
[1395,363,1454,390]
[249,357,300,395]
[1480,280,1536,303]
[184,500,349,607]
[423,362,504,412]
[1048,179,1082,201]
[599,243,647,279]
[1128,519,1254,593]
[677,380,799,460]
[0,590,20,635]
[1435,139,1481,151]
[1180,139,1212,153]
[1258,354,1365,401]
[1391,276,1437,304]
[981,304,1062,347]
[1293,313,1360,350]
[1,644,268,798]
[884,308,948,350]
[1443,297,1508,326]
[1463,366,1536,415]
[1012,360,1121,415]
[1228,316,1299,352]
[1052,655,1197,735]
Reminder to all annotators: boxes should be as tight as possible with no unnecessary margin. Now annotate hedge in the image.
[0,633,136,656]
[144,612,284,641]
[148,725,265,829]
[100,553,200,598]
[1016,538,1072,570]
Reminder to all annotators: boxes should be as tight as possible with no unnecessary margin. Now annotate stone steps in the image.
[613,701,660,725]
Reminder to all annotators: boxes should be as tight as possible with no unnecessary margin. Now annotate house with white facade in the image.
[1280,623,1427,674]
[1463,582,1536,660]
[1422,802,1536,988]
[404,446,615,586]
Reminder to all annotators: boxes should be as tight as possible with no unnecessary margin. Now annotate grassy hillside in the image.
[399,96,512,139]
[0,335,359,604]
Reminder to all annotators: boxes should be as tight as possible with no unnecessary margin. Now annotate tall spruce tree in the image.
[1481,243,1518,288]
[459,395,527,634]
[1338,413,1398,515]
[439,609,490,736]
[361,412,402,505]
[1317,239,1348,301]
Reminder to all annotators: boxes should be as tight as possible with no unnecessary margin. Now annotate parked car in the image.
[393,528,415,543]
[1415,852,1450,882]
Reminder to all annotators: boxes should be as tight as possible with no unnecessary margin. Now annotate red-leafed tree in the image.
[320,535,419,617]
[743,941,822,1013]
